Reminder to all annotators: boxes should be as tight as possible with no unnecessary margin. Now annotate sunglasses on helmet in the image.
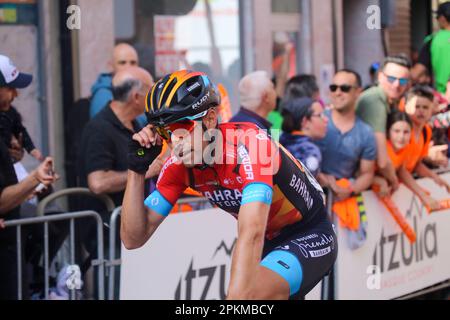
[155,120,198,141]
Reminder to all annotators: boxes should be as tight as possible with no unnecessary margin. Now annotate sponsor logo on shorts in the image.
[309,247,332,258]
[291,234,335,258]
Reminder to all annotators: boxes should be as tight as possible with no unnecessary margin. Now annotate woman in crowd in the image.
[279,97,328,177]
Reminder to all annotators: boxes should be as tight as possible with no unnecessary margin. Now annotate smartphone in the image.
[35,183,46,192]
[48,158,55,176]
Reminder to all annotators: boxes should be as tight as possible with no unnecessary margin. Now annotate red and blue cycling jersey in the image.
[144,122,326,240]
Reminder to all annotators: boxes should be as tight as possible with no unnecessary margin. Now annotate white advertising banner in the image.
[121,175,450,300]
[120,209,237,300]
[335,174,450,300]
[120,207,323,300]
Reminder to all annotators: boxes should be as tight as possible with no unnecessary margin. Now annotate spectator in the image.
[79,66,154,208]
[0,54,43,162]
[315,70,376,201]
[230,71,276,132]
[90,43,139,119]
[365,62,380,90]
[270,74,321,141]
[268,41,295,140]
[375,110,441,211]
[373,111,411,197]
[284,74,320,102]
[279,97,327,177]
[0,134,57,299]
[412,63,432,86]
[412,2,450,94]
[401,85,450,193]
[356,54,411,191]
[77,66,154,284]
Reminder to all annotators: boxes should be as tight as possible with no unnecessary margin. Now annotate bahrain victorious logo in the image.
[372,197,438,274]
[175,239,236,300]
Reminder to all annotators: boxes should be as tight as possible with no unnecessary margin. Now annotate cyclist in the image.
[121,70,337,300]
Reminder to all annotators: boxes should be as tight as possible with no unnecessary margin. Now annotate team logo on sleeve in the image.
[237,145,254,181]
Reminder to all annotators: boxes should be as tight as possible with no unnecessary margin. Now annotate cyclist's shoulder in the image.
[219,122,272,143]
[159,155,187,178]
[219,121,263,134]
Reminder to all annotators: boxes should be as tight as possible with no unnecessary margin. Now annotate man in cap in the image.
[0,54,43,162]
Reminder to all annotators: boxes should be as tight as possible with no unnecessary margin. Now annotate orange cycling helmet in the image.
[145,70,221,127]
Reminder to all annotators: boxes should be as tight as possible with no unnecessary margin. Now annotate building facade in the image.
[0,0,441,189]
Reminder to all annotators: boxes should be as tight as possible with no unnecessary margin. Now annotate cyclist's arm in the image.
[121,171,166,250]
[121,125,175,249]
[227,201,270,300]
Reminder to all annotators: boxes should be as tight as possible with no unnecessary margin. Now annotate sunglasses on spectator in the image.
[329,84,357,93]
[383,73,409,86]
[156,120,198,141]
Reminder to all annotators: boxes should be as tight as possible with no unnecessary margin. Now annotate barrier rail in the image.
[4,211,105,300]
[36,188,116,217]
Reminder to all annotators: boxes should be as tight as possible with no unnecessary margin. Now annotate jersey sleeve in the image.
[236,130,275,205]
[144,156,188,216]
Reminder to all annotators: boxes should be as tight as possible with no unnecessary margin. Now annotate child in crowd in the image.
[279,97,328,177]
[401,86,450,194]
[374,110,441,211]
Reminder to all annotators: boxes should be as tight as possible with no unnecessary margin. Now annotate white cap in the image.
[0,54,32,88]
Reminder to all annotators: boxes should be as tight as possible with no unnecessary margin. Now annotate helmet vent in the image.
[159,78,177,108]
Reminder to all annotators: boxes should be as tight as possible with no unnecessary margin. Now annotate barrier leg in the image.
[16,226,22,300]
[96,216,105,300]
[70,219,76,300]
[108,214,116,300]
[108,207,122,300]
[44,222,49,300]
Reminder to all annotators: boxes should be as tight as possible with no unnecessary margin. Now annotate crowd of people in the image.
[1,2,450,300]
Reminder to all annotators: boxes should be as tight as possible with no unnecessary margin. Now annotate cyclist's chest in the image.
[191,166,244,213]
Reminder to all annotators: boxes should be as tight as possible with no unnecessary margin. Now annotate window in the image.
[114,0,242,111]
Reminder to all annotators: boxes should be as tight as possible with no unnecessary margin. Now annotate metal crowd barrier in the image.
[37,187,116,216]
[3,211,105,300]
